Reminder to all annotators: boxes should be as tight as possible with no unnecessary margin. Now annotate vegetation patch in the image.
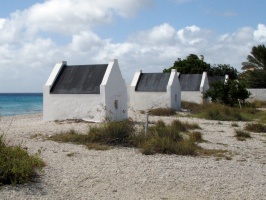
[197,148,232,160]
[235,129,251,141]
[0,134,45,185]
[248,100,266,108]
[231,122,239,127]
[148,108,176,116]
[50,119,135,149]
[181,101,202,113]
[137,121,197,155]
[50,119,233,159]
[189,131,205,143]
[193,103,263,121]
[170,119,201,132]
[50,119,202,156]
[244,123,266,133]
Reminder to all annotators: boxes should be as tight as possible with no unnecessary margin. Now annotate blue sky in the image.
[0,0,266,92]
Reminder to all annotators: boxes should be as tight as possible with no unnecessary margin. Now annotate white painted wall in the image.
[43,59,127,122]
[43,90,105,122]
[247,89,266,102]
[200,72,209,94]
[129,90,170,111]
[129,69,181,111]
[101,59,128,121]
[181,91,203,104]
[181,72,209,104]
[168,69,181,110]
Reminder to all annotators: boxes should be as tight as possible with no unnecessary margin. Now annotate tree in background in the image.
[240,70,266,88]
[240,44,266,88]
[163,54,211,74]
[209,64,238,80]
[242,44,266,70]
[164,54,238,79]
[204,80,251,107]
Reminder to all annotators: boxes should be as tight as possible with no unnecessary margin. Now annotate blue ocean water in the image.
[0,93,43,116]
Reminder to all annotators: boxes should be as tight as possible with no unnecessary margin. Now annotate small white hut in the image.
[179,72,209,104]
[43,59,127,122]
[129,69,181,111]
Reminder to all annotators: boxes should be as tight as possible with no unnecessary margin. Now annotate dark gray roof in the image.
[179,74,202,91]
[50,64,108,94]
[135,73,170,92]
[208,75,225,85]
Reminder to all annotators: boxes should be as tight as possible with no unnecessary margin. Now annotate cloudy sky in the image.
[0,0,266,92]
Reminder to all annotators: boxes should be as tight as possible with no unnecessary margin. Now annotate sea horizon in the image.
[0,93,43,116]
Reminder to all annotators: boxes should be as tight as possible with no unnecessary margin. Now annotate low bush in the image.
[181,101,202,113]
[171,120,201,131]
[231,122,239,127]
[235,129,251,141]
[51,129,90,144]
[0,134,45,185]
[247,100,266,108]
[148,108,176,116]
[50,119,200,156]
[244,123,266,133]
[189,131,203,142]
[88,119,135,146]
[194,103,261,121]
[50,119,136,148]
[138,120,197,155]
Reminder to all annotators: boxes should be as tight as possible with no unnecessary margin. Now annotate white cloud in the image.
[0,0,266,92]
[23,0,152,35]
[129,23,176,45]
[69,31,106,52]
[254,24,266,42]
[0,18,5,28]
[177,25,210,45]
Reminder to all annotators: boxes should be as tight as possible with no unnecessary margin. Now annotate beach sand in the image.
[0,112,266,200]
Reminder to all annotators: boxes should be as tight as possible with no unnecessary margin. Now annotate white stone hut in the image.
[129,69,181,111]
[179,72,209,104]
[43,59,127,122]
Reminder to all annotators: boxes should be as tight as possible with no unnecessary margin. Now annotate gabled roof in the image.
[208,75,225,85]
[135,73,170,92]
[179,74,202,91]
[50,64,108,94]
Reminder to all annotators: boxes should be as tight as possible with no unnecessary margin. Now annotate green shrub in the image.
[148,123,183,142]
[194,103,258,121]
[244,123,266,132]
[50,119,136,149]
[0,134,45,185]
[50,119,200,156]
[204,79,251,106]
[231,122,239,127]
[138,120,197,155]
[51,129,90,144]
[235,129,251,141]
[140,134,180,155]
[181,101,202,113]
[171,120,201,131]
[247,100,266,108]
[88,119,135,146]
[149,108,176,116]
[189,131,203,142]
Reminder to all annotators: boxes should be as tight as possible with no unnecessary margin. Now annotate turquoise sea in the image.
[0,93,43,116]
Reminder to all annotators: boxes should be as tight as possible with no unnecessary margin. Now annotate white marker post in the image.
[145,113,149,136]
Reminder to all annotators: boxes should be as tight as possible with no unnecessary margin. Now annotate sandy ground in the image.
[0,112,266,200]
